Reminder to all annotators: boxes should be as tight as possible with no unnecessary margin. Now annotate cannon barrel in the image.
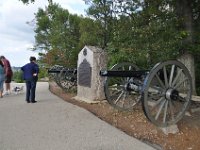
[48,68,77,74]
[48,66,77,91]
[48,69,62,73]
[100,70,148,78]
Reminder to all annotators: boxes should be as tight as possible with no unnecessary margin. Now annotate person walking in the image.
[21,56,39,103]
[0,60,5,98]
[0,56,13,95]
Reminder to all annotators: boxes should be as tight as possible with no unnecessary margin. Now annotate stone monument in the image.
[74,45,107,103]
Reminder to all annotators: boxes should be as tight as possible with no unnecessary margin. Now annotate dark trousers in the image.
[25,80,37,102]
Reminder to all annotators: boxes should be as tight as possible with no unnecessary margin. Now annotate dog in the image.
[12,86,24,94]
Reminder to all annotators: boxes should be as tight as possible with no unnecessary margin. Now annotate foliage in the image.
[38,66,48,79]
[21,0,200,94]
[33,3,81,67]
[79,17,104,47]
[13,71,24,83]
[18,0,35,4]
[85,0,200,94]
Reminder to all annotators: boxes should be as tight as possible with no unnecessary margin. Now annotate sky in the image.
[0,0,88,67]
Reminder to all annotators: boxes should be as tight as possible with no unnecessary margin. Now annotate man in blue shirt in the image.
[21,56,39,103]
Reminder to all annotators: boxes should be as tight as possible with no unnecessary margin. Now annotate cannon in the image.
[48,65,64,85]
[100,60,192,127]
[48,65,77,91]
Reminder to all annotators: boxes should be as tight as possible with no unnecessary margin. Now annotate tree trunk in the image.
[178,53,197,95]
[176,0,196,95]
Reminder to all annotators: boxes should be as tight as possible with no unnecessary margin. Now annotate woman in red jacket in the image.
[0,56,13,95]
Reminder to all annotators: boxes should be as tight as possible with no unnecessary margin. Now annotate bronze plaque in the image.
[78,59,91,87]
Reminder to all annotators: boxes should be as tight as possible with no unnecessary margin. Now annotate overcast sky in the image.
[0,0,88,67]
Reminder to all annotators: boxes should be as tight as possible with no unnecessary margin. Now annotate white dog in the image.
[12,86,24,94]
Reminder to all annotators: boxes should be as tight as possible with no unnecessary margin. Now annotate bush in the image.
[13,71,24,83]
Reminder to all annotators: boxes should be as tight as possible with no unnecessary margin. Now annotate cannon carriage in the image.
[48,65,77,91]
[100,60,192,127]
[47,58,193,127]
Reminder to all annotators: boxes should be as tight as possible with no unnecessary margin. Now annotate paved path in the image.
[0,82,156,150]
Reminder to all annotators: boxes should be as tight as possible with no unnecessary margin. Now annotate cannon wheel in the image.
[142,60,192,127]
[104,62,141,111]
[58,68,77,91]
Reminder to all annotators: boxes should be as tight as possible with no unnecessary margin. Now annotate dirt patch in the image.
[49,82,200,150]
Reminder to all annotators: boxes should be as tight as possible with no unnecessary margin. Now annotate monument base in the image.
[73,96,100,104]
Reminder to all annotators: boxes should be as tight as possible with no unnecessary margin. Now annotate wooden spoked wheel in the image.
[104,62,141,111]
[58,68,77,91]
[142,60,192,127]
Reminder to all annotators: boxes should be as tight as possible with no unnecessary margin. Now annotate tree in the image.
[84,0,115,48]
[79,17,104,48]
[19,0,52,4]
[19,0,35,4]
[34,3,82,67]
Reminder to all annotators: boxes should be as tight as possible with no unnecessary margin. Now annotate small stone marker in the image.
[160,124,179,135]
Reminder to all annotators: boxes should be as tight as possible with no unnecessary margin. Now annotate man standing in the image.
[21,56,39,103]
[0,56,13,95]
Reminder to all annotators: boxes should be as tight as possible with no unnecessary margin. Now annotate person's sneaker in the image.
[3,91,9,96]
[31,101,37,103]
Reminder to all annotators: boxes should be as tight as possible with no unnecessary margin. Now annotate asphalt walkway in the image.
[0,82,156,150]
